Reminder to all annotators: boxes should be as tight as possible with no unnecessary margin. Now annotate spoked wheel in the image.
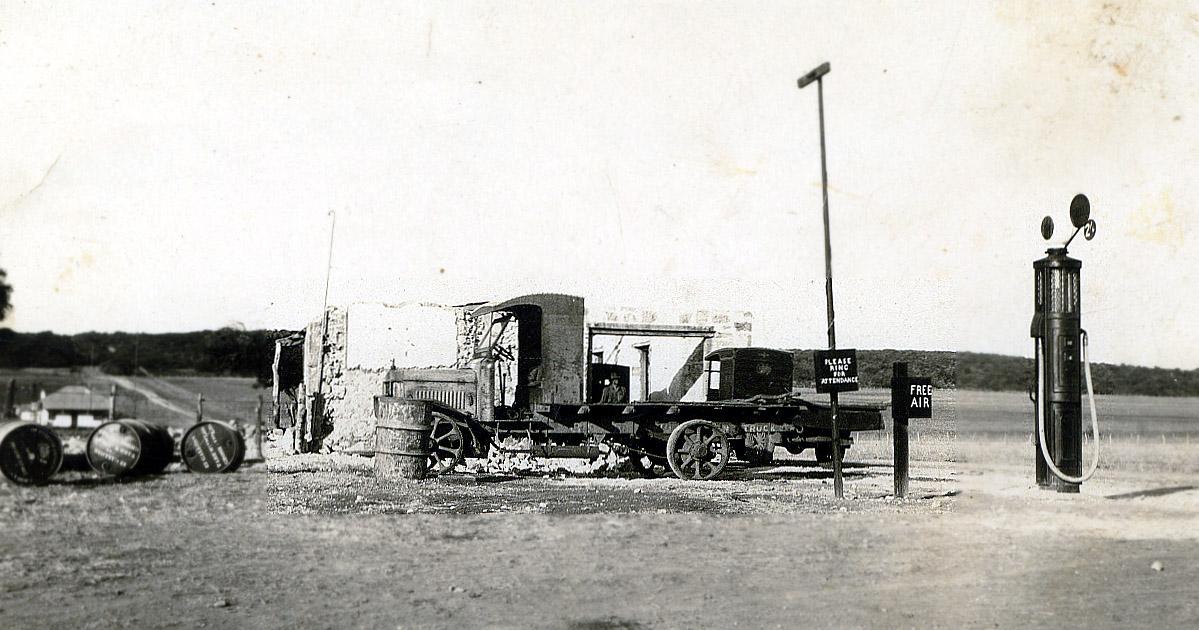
[666,420,730,481]
[427,412,466,475]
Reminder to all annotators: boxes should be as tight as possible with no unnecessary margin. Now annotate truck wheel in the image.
[427,412,466,475]
[666,420,730,481]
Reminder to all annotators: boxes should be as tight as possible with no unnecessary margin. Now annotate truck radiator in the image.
[408,388,475,414]
[383,368,478,416]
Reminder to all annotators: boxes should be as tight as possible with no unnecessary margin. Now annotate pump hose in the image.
[1035,330,1101,484]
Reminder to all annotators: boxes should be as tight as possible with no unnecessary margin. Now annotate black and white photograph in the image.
[1,1,1196,628]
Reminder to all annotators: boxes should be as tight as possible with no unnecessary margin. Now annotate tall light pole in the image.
[798,61,844,499]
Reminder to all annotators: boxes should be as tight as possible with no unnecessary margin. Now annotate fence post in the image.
[109,384,117,421]
[4,378,14,419]
[196,393,204,424]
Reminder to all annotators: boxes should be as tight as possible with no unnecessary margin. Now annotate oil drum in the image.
[86,419,175,477]
[0,422,64,485]
[374,398,432,480]
[180,421,246,473]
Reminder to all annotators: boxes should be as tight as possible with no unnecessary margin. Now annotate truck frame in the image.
[383,293,884,481]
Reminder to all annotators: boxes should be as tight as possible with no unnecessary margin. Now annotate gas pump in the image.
[1030,194,1101,492]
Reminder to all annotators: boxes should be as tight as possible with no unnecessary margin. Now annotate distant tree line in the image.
[791,349,958,389]
[954,351,1199,397]
[0,328,294,385]
[791,349,1199,397]
[3,329,1197,397]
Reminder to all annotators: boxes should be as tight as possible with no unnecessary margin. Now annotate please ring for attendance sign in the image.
[814,349,859,394]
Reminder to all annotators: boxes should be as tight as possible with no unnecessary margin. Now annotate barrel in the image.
[180,421,246,473]
[86,419,175,477]
[374,397,432,480]
[0,422,64,485]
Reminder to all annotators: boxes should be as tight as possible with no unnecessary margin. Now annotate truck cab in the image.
[704,347,794,401]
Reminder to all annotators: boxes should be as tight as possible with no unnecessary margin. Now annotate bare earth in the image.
[2,445,1196,629]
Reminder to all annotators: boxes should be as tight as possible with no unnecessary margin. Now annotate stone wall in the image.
[589,304,752,349]
[587,304,753,401]
[318,367,388,453]
[455,305,489,368]
[289,302,478,454]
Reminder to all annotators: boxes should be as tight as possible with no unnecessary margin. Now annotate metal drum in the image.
[180,421,246,473]
[374,398,432,480]
[86,419,175,477]
[0,422,64,485]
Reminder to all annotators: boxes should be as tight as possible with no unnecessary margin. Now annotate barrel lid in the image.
[87,421,142,476]
[0,423,64,485]
[181,421,244,473]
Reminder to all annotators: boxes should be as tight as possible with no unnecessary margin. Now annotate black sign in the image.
[892,377,933,419]
[814,349,859,393]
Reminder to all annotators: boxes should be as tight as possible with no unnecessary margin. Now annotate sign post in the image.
[798,61,846,498]
[814,348,858,497]
[890,361,932,498]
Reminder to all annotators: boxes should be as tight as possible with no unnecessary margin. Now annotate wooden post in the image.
[798,63,843,499]
[272,339,283,429]
[635,343,651,401]
[4,378,14,418]
[253,395,264,462]
[109,384,117,422]
[892,362,909,498]
[196,393,204,424]
[4,378,14,419]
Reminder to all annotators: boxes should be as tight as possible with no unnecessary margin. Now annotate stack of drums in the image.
[180,421,245,473]
[374,398,432,480]
[86,419,175,477]
[0,422,64,485]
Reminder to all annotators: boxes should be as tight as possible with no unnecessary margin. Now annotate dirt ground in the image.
[2,444,1196,629]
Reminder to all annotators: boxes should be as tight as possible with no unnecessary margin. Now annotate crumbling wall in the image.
[455,306,489,368]
[319,367,388,453]
[289,302,480,455]
[285,307,348,453]
[590,305,751,344]
[588,304,753,401]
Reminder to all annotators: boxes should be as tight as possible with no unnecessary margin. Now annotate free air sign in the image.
[814,349,859,394]
[892,377,933,419]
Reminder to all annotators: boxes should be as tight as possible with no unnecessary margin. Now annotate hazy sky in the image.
[2,1,1196,369]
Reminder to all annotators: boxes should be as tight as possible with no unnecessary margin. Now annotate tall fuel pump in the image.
[1030,194,1101,492]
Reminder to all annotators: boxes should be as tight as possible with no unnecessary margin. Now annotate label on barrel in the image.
[1,425,62,484]
[88,423,141,474]
[182,423,238,473]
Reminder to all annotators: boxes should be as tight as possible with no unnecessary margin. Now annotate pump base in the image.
[1055,484,1080,494]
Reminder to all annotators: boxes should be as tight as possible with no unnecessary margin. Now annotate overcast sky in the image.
[2,1,1196,369]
